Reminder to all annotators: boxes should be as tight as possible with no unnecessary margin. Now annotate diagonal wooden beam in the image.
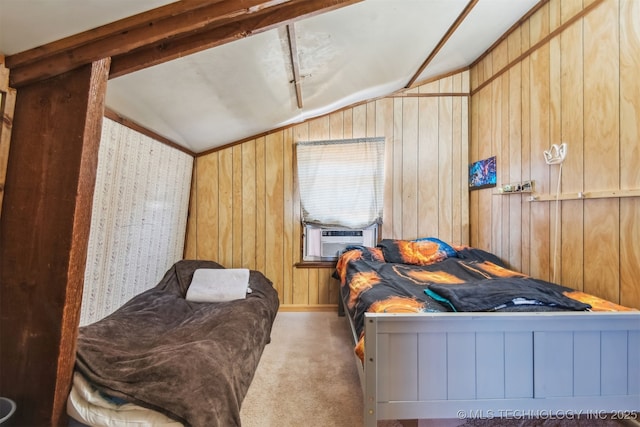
[109,0,361,79]
[7,0,284,86]
[5,0,220,69]
[405,0,479,88]
[7,0,361,87]
[287,23,303,109]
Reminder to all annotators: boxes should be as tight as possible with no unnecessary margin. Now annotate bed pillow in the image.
[412,237,457,257]
[186,268,250,302]
[377,239,454,266]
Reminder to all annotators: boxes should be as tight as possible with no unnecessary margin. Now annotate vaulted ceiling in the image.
[0,0,541,154]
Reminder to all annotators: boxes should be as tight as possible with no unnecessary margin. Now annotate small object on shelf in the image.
[495,180,534,194]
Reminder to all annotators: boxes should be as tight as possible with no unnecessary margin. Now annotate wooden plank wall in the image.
[185,73,470,308]
[0,55,17,217]
[469,0,640,308]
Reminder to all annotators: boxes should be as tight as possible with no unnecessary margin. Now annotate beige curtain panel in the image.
[296,137,385,229]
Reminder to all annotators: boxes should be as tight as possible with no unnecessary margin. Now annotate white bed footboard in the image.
[362,312,640,426]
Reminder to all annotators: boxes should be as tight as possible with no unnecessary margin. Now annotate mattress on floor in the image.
[67,371,184,427]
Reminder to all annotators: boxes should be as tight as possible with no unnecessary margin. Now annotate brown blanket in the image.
[75,260,279,427]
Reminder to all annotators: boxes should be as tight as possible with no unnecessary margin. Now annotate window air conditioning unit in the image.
[304,225,378,261]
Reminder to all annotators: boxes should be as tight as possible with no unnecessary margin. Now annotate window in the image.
[296,137,385,261]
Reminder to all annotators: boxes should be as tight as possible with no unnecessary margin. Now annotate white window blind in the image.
[296,137,385,229]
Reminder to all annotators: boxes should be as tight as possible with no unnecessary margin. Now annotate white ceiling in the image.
[0,0,539,153]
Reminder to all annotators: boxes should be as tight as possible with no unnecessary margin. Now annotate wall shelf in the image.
[493,180,534,195]
[528,188,640,202]
[494,190,532,195]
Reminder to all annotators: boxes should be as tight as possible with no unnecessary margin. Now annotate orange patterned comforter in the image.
[335,239,635,362]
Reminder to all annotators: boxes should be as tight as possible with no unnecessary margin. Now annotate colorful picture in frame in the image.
[469,156,497,190]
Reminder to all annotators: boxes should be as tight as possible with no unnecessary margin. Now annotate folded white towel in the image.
[186,268,250,302]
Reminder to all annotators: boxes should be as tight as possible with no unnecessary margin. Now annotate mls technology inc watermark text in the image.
[456,409,637,420]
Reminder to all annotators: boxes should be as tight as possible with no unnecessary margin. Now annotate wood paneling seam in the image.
[471,0,606,96]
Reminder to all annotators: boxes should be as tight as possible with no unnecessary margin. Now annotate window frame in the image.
[294,137,385,265]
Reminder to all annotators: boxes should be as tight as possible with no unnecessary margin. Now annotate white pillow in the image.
[186,268,250,302]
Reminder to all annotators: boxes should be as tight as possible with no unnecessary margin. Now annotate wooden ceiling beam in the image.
[109,0,361,79]
[5,0,219,69]
[405,0,478,89]
[287,23,303,109]
[6,0,279,86]
[7,0,361,87]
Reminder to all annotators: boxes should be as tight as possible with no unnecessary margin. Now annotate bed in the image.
[335,238,640,426]
[67,259,280,427]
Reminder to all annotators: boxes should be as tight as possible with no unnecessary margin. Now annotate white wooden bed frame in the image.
[349,311,640,426]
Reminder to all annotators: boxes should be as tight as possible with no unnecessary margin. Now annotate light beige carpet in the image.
[239,312,632,427]
[240,311,369,427]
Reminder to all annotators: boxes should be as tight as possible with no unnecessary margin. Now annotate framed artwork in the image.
[469,156,497,190]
